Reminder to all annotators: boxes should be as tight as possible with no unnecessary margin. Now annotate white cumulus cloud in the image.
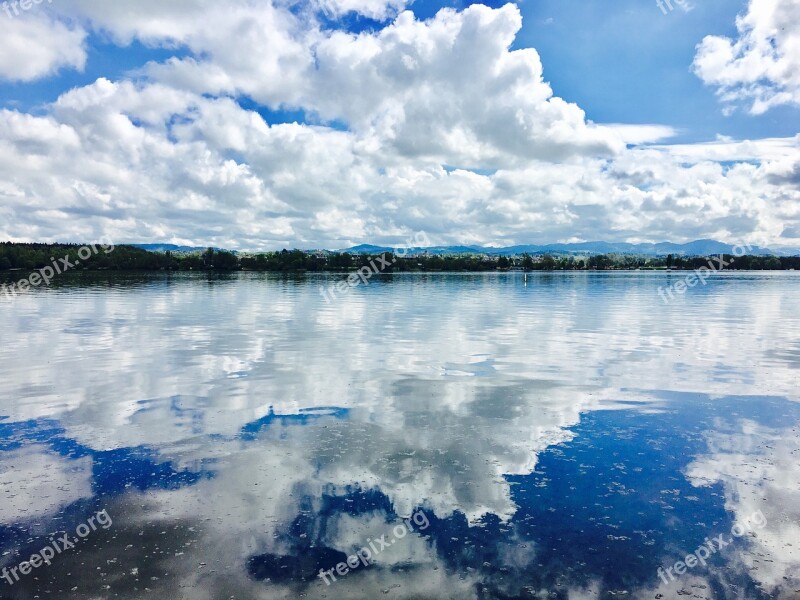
[693,0,800,114]
[0,11,86,81]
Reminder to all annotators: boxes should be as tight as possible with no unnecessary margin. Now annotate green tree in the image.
[539,255,556,270]
[521,253,534,270]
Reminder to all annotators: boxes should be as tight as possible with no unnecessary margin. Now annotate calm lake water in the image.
[1,271,799,599]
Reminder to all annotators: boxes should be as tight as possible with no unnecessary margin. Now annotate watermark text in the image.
[1,509,112,586]
[318,509,430,585]
[656,509,766,585]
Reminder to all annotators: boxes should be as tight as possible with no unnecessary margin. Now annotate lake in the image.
[1,271,799,599]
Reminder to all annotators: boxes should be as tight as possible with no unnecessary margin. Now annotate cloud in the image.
[652,135,800,162]
[604,124,678,145]
[61,0,313,107]
[686,421,800,593]
[0,12,86,81]
[693,0,800,114]
[302,4,624,166]
[1,80,799,248]
[0,1,797,247]
[0,445,93,523]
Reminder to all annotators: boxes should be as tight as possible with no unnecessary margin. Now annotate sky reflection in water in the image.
[0,272,798,599]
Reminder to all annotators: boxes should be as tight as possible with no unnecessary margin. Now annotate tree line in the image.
[1,242,799,274]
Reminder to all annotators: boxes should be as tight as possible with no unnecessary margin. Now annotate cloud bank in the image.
[0,0,797,248]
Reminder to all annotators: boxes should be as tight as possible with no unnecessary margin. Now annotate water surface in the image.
[1,272,799,599]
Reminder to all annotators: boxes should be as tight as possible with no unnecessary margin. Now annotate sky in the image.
[0,0,798,250]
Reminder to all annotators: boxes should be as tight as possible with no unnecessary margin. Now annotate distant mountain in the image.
[345,244,484,255]
[770,246,800,256]
[130,244,231,253]
[131,239,792,257]
[341,239,779,257]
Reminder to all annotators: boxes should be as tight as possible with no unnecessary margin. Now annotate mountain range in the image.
[131,244,230,253]
[130,240,800,257]
[343,239,800,257]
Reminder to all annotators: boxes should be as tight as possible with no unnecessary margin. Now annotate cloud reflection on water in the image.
[0,272,798,598]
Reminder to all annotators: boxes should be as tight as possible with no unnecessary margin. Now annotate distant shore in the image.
[2,243,800,276]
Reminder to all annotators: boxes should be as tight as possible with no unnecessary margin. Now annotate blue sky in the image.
[0,0,798,248]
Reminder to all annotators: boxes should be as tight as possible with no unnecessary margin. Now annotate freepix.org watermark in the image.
[2,0,52,18]
[658,241,753,304]
[0,240,114,301]
[1,509,112,586]
[656,509,766,585]
[318,509,430,585]
[656,0,689,15]
[319,231,430,304]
